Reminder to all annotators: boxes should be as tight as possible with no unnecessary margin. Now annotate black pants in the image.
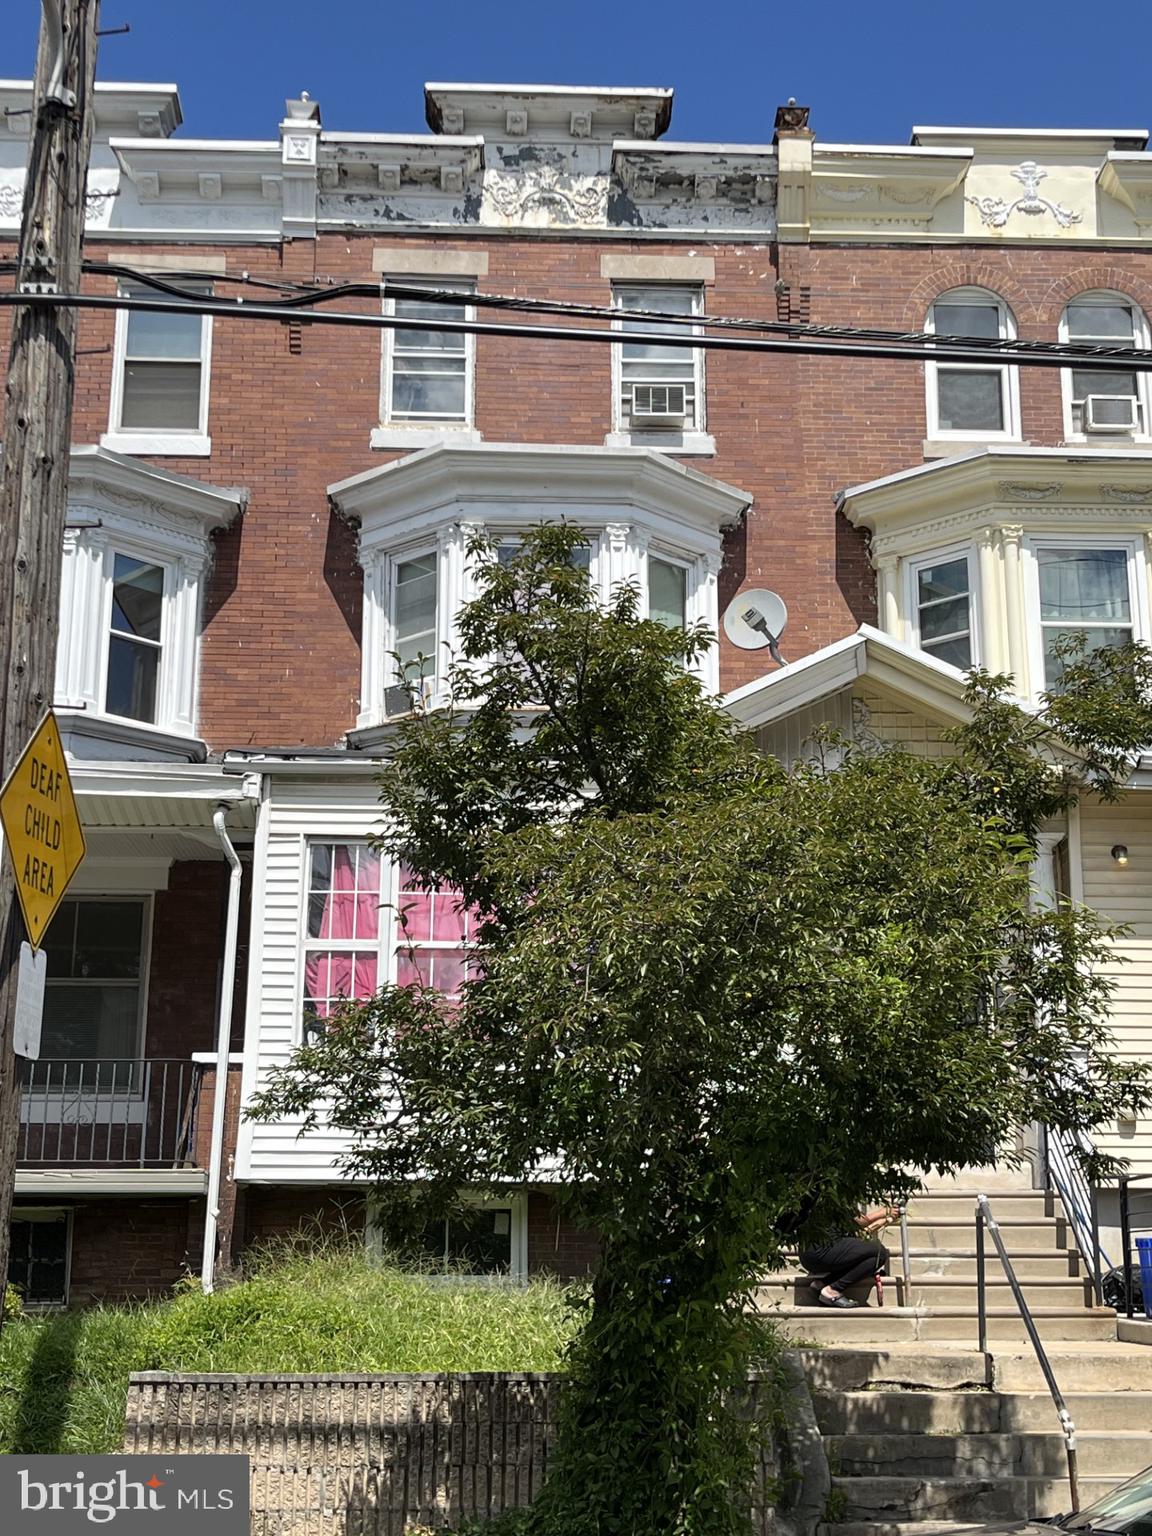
[799,1236,889,1291]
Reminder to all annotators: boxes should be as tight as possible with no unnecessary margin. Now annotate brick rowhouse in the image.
[2,79,1151,1300]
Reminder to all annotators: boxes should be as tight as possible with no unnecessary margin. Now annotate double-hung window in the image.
[926,289,1019,440]
[301,843,475,1041]
[1034,545,1137,691]
[108,280,212,450]
[106,553,165,724]
[614,285,704,435]
[36,898,150,1093]
[648,554,688,630]
[911,553,973,670]
[1061,294,1149,437]
[384,283,475,426]
[303,843,384,1038]
[390,551,439,692]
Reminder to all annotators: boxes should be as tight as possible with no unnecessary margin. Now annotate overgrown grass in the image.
[0,1241,576,1456]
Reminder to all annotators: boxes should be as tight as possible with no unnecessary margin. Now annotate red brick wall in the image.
[3,233,1150,737]
[527,1191,600,1279]
[36,1198,201,1304]
[236,1186,368,1257]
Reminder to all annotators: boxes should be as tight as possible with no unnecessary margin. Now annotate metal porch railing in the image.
[1119,1171,1152,1318]
[18,1058,205,1169]
[1041,1124,1113,1307]
[976,1192,1080,1511]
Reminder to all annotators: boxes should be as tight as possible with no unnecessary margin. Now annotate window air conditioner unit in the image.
[1083,394,1139,433]
[631,382,688,426]
[384,675,435,718]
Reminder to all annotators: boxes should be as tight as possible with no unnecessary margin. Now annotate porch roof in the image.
[71,762,261,837]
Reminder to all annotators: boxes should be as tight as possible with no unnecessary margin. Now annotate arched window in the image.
[1059,292,1150,438]
[925,288,1020,441]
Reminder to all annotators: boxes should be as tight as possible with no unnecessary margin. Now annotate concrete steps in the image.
[815,1388,1152,1434]
[828,1473,1125,1523]
[770,1304,1117,1344]
[781,1179,1141,1536]
[827,1429,1152,1478]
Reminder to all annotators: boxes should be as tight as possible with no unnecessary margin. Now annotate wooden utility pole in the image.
[0,0,100,1316]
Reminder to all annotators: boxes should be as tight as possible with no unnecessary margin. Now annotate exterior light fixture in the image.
[1112,845,1130,866]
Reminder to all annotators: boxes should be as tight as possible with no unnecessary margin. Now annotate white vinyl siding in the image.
[1079,796,1152,1172]
[237,778,386,1180]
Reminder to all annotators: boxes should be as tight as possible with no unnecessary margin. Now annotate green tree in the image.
[250,526,1152,1536]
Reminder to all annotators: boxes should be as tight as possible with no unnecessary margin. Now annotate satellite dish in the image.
[723,590,788,664]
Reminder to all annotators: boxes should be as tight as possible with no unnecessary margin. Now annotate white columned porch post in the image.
[874,553,900,640]
[977,526,1005,674]
[1030,830,1065,911]
[1000,524,1027,694]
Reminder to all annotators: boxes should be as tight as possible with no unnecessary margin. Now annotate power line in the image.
[5,281,1152,374]
[41,260,1152,365]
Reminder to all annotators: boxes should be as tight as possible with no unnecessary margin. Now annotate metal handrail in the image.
[1119,1172,1152,1318]
[1042,1125,1113,1305]
[976,1193,1079,1513]
[899,1204,912,1307]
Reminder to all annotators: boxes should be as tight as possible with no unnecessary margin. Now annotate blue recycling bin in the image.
[1136,1237,1152,1317]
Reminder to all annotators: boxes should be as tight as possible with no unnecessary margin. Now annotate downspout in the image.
[203,804,243,1294]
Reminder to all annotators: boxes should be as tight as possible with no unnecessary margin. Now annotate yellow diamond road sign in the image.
[0,710,86,950]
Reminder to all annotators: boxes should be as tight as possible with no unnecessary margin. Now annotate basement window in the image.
[7,1211,70,1307]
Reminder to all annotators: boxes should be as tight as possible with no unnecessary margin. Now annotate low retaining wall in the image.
[124,1366,827,1535]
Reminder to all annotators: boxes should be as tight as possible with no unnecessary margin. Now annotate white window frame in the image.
[103,282,213,457]
[384,543,441,706]
[607,284,715,456]
[98,547,173,730]
[1059,291,1152,444]
[1023,534,1149,700]
[299,840,388,1044]
[373,280,480,450]
[925,287,1021,443]
[26,894,154,1112]
[905,546,979,670]
[366,1190,528,1283]
[645,546,693,630]
[8,1208,73,1309]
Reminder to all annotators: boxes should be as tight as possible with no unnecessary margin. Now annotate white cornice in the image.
[68,445,247,536]
[912,126,1149,152]
[424,82,673,141]
[1099,152,1152,215]
[328,442,751,540]
[112,138,281,202]
[811,145,971,236]
[0,79,181,140]
[840,447,1152,548]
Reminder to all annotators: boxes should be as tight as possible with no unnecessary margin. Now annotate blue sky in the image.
[7,1,1152,145]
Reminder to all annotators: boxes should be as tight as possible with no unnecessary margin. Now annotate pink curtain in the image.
[304,844,381,1020]
[395,863,476,998]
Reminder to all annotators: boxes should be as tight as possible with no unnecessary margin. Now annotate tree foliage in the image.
[250,526,1152,1535]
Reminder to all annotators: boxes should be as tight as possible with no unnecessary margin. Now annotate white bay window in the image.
[338,445,748,741]
[56,448,244,759]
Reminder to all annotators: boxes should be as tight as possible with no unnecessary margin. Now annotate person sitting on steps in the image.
[799,1206,899,1309]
